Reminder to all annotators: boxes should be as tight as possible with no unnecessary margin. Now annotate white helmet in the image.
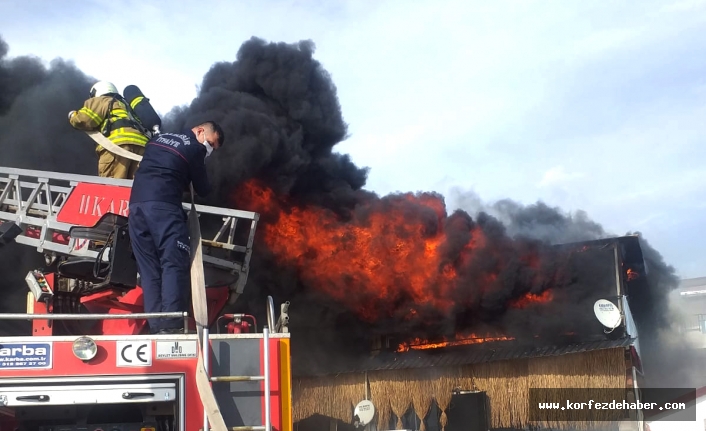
[89,81,118,98]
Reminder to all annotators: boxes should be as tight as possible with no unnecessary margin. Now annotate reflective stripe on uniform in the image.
[130,96,144,109]
[112,108,129,118]
[109,127,149,146]
[79,107,102,125]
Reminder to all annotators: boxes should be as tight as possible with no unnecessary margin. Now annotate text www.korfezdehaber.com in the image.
[537,400,687,412]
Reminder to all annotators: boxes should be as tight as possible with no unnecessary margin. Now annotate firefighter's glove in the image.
[68,111,76,120]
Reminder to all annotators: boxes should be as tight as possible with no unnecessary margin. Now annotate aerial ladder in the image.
[0,166,293,431]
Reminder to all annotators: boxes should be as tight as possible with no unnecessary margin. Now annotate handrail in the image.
[266,296,276,333]
[263,325,271,431]
[0,166,135,187]
[0,166,260,221]
[0,312,187,320]
[0,165,260,298]
[0,312,190,333]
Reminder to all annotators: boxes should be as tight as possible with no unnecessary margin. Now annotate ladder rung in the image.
[210,375,264,382]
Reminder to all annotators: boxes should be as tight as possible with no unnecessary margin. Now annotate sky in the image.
[0,0,704,279]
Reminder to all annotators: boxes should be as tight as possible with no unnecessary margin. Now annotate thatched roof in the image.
[293,336,635,377]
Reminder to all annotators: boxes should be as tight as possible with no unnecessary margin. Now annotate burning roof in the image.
[0,36,679,381]
[282,235,646,377]
[292,337,636,377]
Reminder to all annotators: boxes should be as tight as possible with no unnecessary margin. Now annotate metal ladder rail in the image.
[0,311,189,327]
[202,299,276,431]
[0,166,260,294]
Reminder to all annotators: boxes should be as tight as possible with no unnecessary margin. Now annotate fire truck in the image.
[0,166,293,431]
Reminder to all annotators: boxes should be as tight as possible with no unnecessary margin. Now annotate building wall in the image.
[673,277,706,349]
[292,348,631,431]
[650,277,706,389]
[645,394,706,431]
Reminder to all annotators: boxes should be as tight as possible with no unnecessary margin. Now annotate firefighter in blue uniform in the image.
[128,121,225,334]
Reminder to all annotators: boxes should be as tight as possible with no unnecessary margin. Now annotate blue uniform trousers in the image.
[128,201,191,332]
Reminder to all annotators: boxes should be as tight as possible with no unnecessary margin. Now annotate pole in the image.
[0,312,186,320]
[203,326,210,431]
[264,325,271,431]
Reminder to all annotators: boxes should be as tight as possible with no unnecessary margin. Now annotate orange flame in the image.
[510,290,554,308]
[234,180,556,323]
[397,333,516,352]
[626,268,639,281]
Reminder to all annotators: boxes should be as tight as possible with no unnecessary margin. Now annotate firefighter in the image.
[68,81,149,179]
[128,121,224,334]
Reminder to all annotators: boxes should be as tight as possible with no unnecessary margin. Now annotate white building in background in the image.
[645,387,706,431]
[664,277,706,390]
[674,277,706,349]
[642,276,706,431]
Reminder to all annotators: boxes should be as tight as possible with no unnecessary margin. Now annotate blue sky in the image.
[1,0,704,278]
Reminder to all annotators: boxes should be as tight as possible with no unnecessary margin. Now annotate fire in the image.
[394,328,582,353]
[626,268,639,281]
[510,290,554,308]
[234,180,558,323]
[397,333,516,352]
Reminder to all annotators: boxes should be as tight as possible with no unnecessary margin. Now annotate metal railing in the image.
[205,325,271,431]
[0,166,260,296]
[204,296,278,431]
[0,312,190,331]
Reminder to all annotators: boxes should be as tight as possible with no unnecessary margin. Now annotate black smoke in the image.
[0,35,98,334]
[164,37,370,213]
[161,37,680,376]
[0,35,683,385]
[0,37,98,174]
[449,190,683,387]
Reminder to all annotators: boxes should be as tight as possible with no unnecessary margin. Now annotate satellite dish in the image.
[353,399,375,427]
[594,299,622,329]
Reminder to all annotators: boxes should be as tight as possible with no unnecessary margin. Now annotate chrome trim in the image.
[0,312,187,321]
[202,326,210,431]
[266,296,276,333]
[0,373,186,430]
[263,325,271,431]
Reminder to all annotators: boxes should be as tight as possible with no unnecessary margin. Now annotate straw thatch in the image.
[369,369,410,429]
[368,367,462,430]
[292,372,366,423]
[527,348,626,430]
[292,347,628,430]
[428,367,462,431]
[459,358,530,429]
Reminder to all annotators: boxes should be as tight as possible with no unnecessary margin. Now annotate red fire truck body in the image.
[0,333,292,431]
[0,167,293,431]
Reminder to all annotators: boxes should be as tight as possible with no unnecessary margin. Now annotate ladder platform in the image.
[0,166,259,296]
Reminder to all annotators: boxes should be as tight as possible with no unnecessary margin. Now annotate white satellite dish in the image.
[353,399,375,427]
[594,299,622,329]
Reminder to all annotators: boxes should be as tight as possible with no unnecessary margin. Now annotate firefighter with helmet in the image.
[68,81,149,179]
